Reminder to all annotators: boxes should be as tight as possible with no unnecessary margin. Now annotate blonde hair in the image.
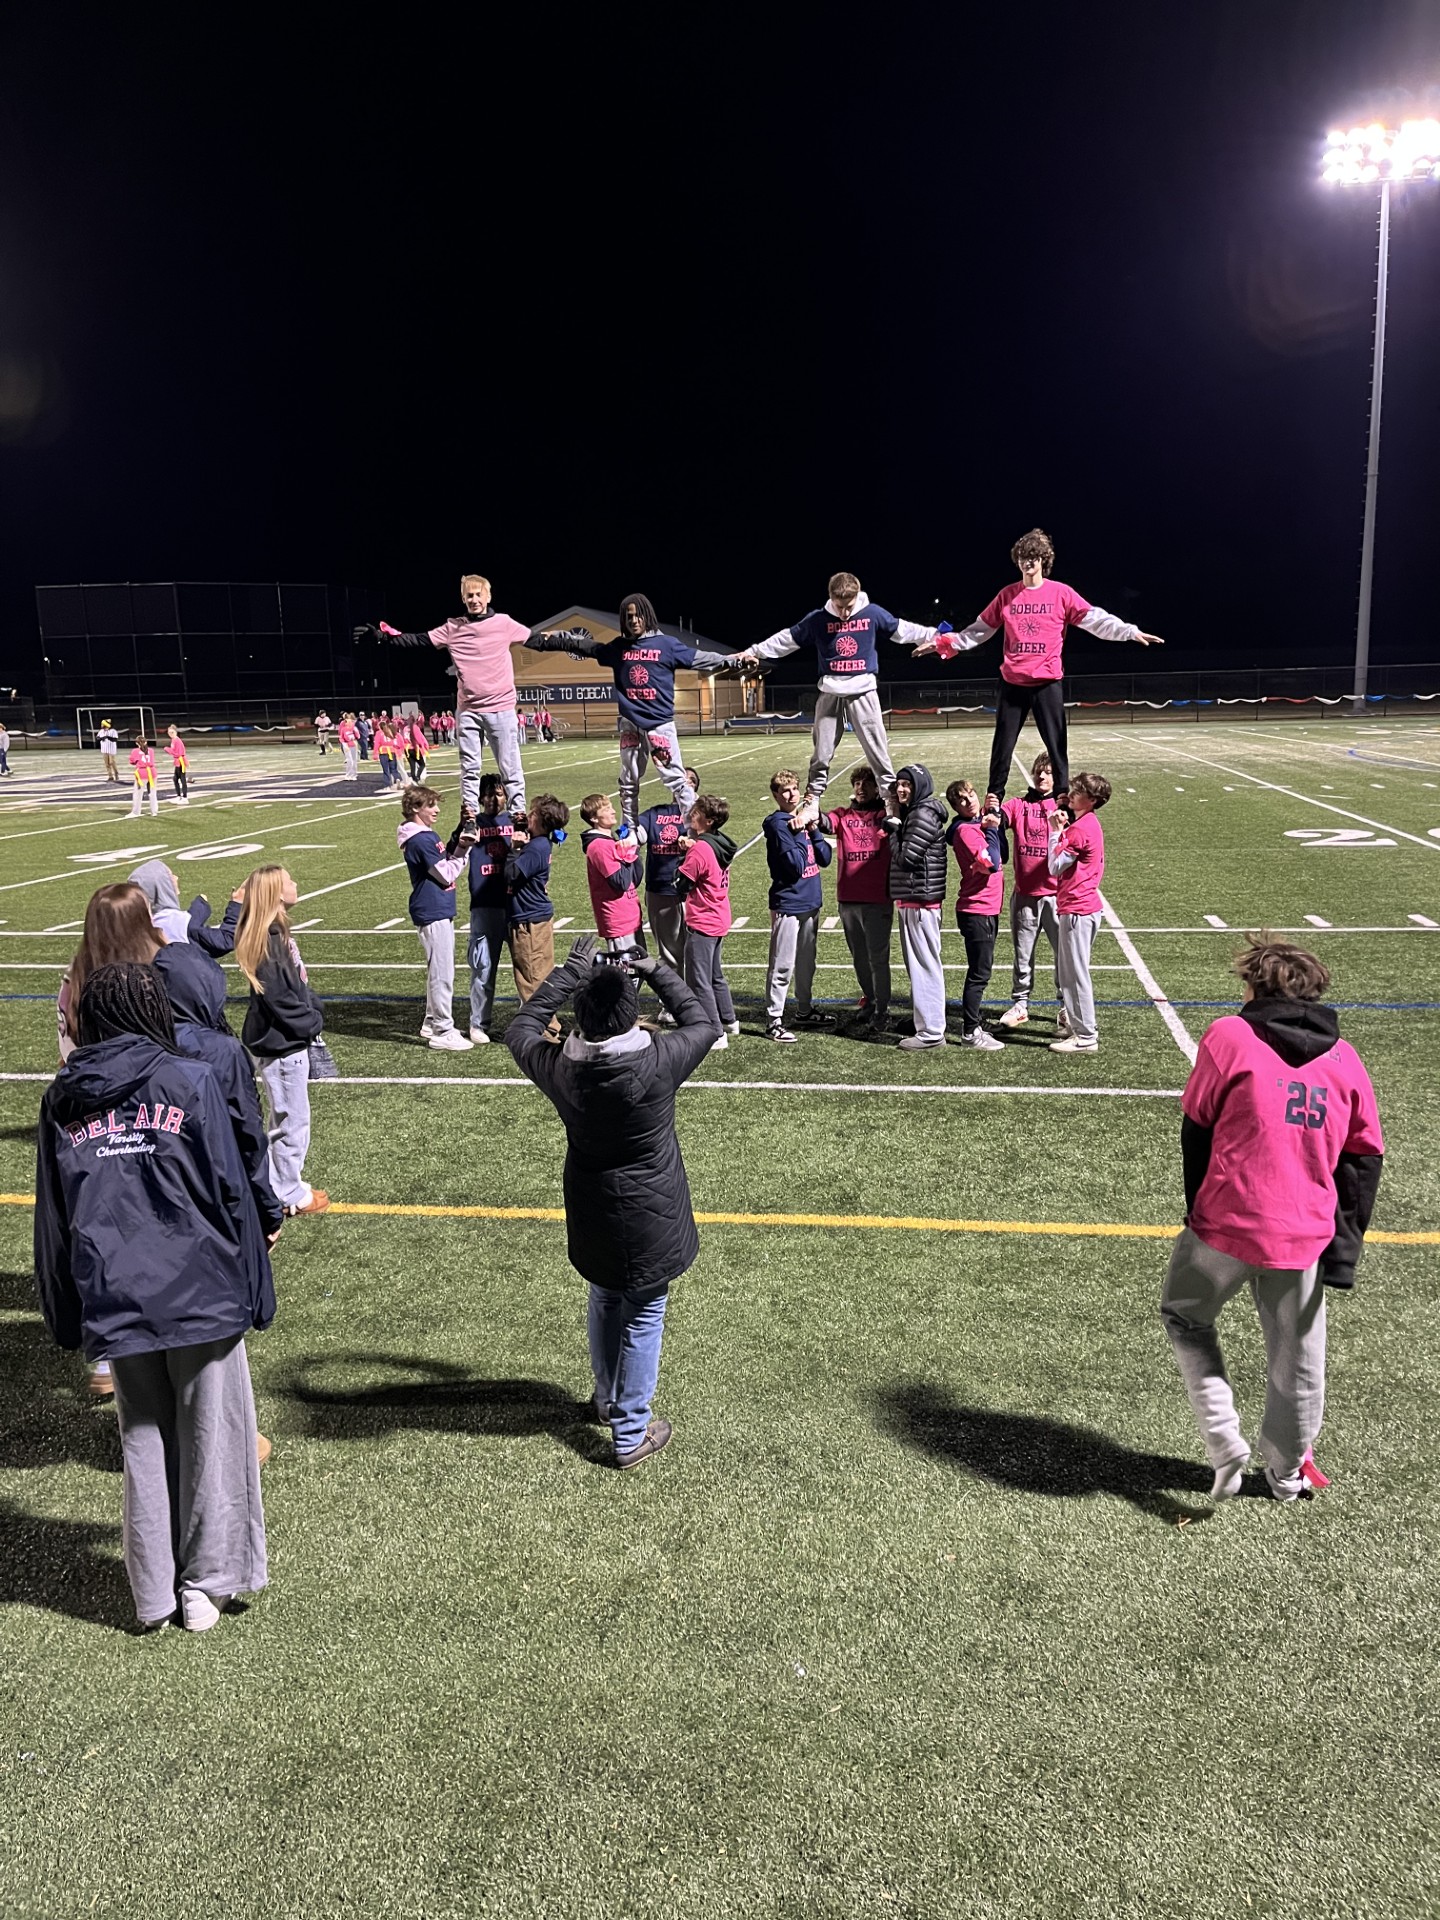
[460,573,491,595]
[235,866,291,994]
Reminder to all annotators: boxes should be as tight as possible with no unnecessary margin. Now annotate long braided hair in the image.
[76,962,178,1051]
[619,592,659,634]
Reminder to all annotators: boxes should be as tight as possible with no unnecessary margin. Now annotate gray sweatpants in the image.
[457,708,526,816]
[806,690,895,801]
[619,721,696,825]
[417,920,457,1035]
[1160,1226,1326,1490]
[765,909,819,1025]
[259,1050,312,1210]
[897,905,946,1042]
[647,893,687,972]
[467,905,507,1035]
[683,931,735,1030]
[1010,891,1060,1003]
[840,900,893,1013]
[1056,909,1101,1044]
[110,1335,268,1624]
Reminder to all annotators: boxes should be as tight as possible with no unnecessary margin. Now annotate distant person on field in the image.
[337,713,360,782]
[914,527,1163,805]
[314,709,333,755]
[165,724,189,803]
[1161,938,1383,1503]
[128,736,159,818]
[507,932,717,1469]
[97,718,120,781]
[997,752,1059,1031]
[1046,771,1109,1053]
[0,722,11,775]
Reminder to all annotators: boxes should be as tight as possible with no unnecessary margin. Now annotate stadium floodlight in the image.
[1321,119,1440,711]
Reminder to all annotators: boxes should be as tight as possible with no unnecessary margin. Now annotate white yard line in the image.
[1097,891,1198,1063]
[0,1068,1183,1095]
[296,862,405,902]
[1,922,1436,940]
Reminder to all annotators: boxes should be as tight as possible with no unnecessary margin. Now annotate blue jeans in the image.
[467,906,507,1034]
[587,1282,670,1454]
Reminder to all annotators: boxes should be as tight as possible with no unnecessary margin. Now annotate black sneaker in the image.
[615,1418,673,1469]
[792,1009,836,1028]
[580,1395,613,1426]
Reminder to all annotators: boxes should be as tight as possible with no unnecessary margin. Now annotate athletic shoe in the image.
[615,1417,673,1470]
[420,1019,437,1039]
[289,1189,330,1216]
[709,1034,729,1052]
[897,1033,946,1051]
[180,1590,230,1633]
[998,1003,1029,1029]
[767,1024,797,1044]
[724,1019,741,1035]
[1049,1036,1098,1053]
[428,1029,474,1051]
[868,1012,892,1037]
[792,1009,836,1028]
[85,1362,115,1400]
[1210,1457,1247,1502]
[1265,1466,1306,1503]
[959,1027,1005,1051]
[468,1028,491,1044]
[1056,1011,1072,1037]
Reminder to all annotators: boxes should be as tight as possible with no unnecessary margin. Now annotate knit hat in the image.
[572,966,639,1040]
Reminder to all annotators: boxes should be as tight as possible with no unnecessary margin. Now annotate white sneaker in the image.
[468,1028,491,1044]
[1049,1035,1098,1053]
[180,1589,228,1632]
[709,1033,729,1052]
[1265,1466,1305,1504]
[724,1019,740,1036]
[959,1027,1005,1051]
[428,1029,474,1051]
[997,1003,1029,1029]
[1056,1012,1072,1037]
[419,1021,437,1039]
[1210,1458,1247,1502]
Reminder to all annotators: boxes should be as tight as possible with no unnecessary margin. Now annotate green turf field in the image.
[2,719,1437,1918]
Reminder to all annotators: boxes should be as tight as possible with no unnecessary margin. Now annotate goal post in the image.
[76,705,157,749]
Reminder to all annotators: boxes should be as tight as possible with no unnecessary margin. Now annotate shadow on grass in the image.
[0,1123,38,1142]
[277,1353,611,1464]
[0,1497,134,1629]
[874,1380,1215,1526]
[0,1272,122,1474]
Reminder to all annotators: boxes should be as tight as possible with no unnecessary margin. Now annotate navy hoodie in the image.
[763,810,832,913]
[506,835,555,925]
[34,1035,277,1360]
[162,962,284,1240]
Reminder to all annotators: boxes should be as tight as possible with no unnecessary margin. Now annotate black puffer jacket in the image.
[507,959,714,1288]
[888,763,949,905]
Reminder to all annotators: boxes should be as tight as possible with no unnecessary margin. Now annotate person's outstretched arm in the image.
[916,618,999,660]
[1075,607,1164,647]
[522,628,606,657]
[733,627,801,668]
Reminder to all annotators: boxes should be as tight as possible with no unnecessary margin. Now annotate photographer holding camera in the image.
[506,935,718,1468]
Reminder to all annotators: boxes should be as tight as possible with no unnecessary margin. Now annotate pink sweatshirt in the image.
[129,748,155,782]
[1002,793,1057,897]
[584,833,642,940]
[426,612,531,715]
[165,735,187,764]
[822,804,890,905]
[1183,1015,1383,1269]
[1053,811,1104,915]
[677,838,732,936]
[949,820,1003,915]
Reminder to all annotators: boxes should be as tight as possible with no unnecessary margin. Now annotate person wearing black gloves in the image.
[1160,938,1384,1505]
[506,934,718,1469]
[34,962,275,1631]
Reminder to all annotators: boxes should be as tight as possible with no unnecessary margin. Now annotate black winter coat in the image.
[34,1034,277,1360]
[507,958,714,1288]
[888,763,949,904]
[241,927,325,1059]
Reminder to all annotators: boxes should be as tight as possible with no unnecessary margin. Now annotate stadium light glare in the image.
[1320,117,1440,710]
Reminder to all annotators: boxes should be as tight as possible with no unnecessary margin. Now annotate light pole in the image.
[1322,121,1440,711]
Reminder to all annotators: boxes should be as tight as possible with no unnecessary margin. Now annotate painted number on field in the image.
[174,840,265,862]
[1284,828,1396,849]
[68,844,166,865]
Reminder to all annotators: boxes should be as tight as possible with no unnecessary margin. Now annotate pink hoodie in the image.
[678,838,732,936]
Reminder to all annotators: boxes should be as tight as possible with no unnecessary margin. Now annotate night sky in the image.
[0,1,1437,693]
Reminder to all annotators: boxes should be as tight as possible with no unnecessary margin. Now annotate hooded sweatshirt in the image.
[1181,998,1384,1276]
[397,818,469,926]
[748,591,938,697]
[581,828,642,940]
[887,765,949,907]
[674,829,738,935]
[934,579,1143,686]
[240,926,325,1058]
[129,860,190,945]
[162,963,284,1240]
[33,1034,277,1360]
[763,811,832,914]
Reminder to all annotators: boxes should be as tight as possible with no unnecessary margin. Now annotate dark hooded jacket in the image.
[187,895,242,958]
[507,957,714,1288]
[887,764,949,905]
[241,927,325,1059]
[153,937,232,1036]
[34,1035,277,1360]
[1181,996,1383,1288]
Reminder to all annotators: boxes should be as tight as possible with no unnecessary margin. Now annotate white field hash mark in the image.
[1098,892,1198,1064]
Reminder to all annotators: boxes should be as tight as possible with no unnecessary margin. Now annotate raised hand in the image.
[567,932,601,968]
[1133,631,1164,647]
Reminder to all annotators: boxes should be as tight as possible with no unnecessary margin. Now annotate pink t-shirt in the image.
[584,834,642,940]
[1002,793,1057,897]
[678,839,732,936]
[129,748,155,781]
[337,722,358,746]
[165,735,187,764]
[427,612,530,714]
[1183,1015,1384,1269]
[823,805,890,905]
[949,820,1003,915]
[976,578,1092,686]
[1054,811,1104,915]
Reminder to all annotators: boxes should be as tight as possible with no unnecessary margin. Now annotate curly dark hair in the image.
[691,793,730,830]
[1068,770,1112,808]
[1010,528,1056,576]
[531,793,570,834]
[1233,937,1331,1003]
[619,593,659,633]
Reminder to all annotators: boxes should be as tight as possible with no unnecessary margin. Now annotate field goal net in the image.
[76,705,156,749]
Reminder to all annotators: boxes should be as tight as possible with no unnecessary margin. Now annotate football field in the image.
[2,719,1437,1918]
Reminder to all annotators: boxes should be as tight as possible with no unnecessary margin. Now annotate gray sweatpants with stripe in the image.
[806,690,895,801]
[457,709,526,816]
[897,905,946,1042]
[765,909,819,1024]
[619,722,696,826]
[1160,1226,1326,1491]
[1010,891,1060,1003]
[1056,910,1101,1044]
[840,901,893,1014]
[110,1335,268,1624]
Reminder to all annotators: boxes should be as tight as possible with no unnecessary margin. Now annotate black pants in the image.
[986,679,1068,801]
[173,764,188,798]
[958,911,998,1032]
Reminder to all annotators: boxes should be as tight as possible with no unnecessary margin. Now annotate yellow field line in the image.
[2,1192,1436,1245]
